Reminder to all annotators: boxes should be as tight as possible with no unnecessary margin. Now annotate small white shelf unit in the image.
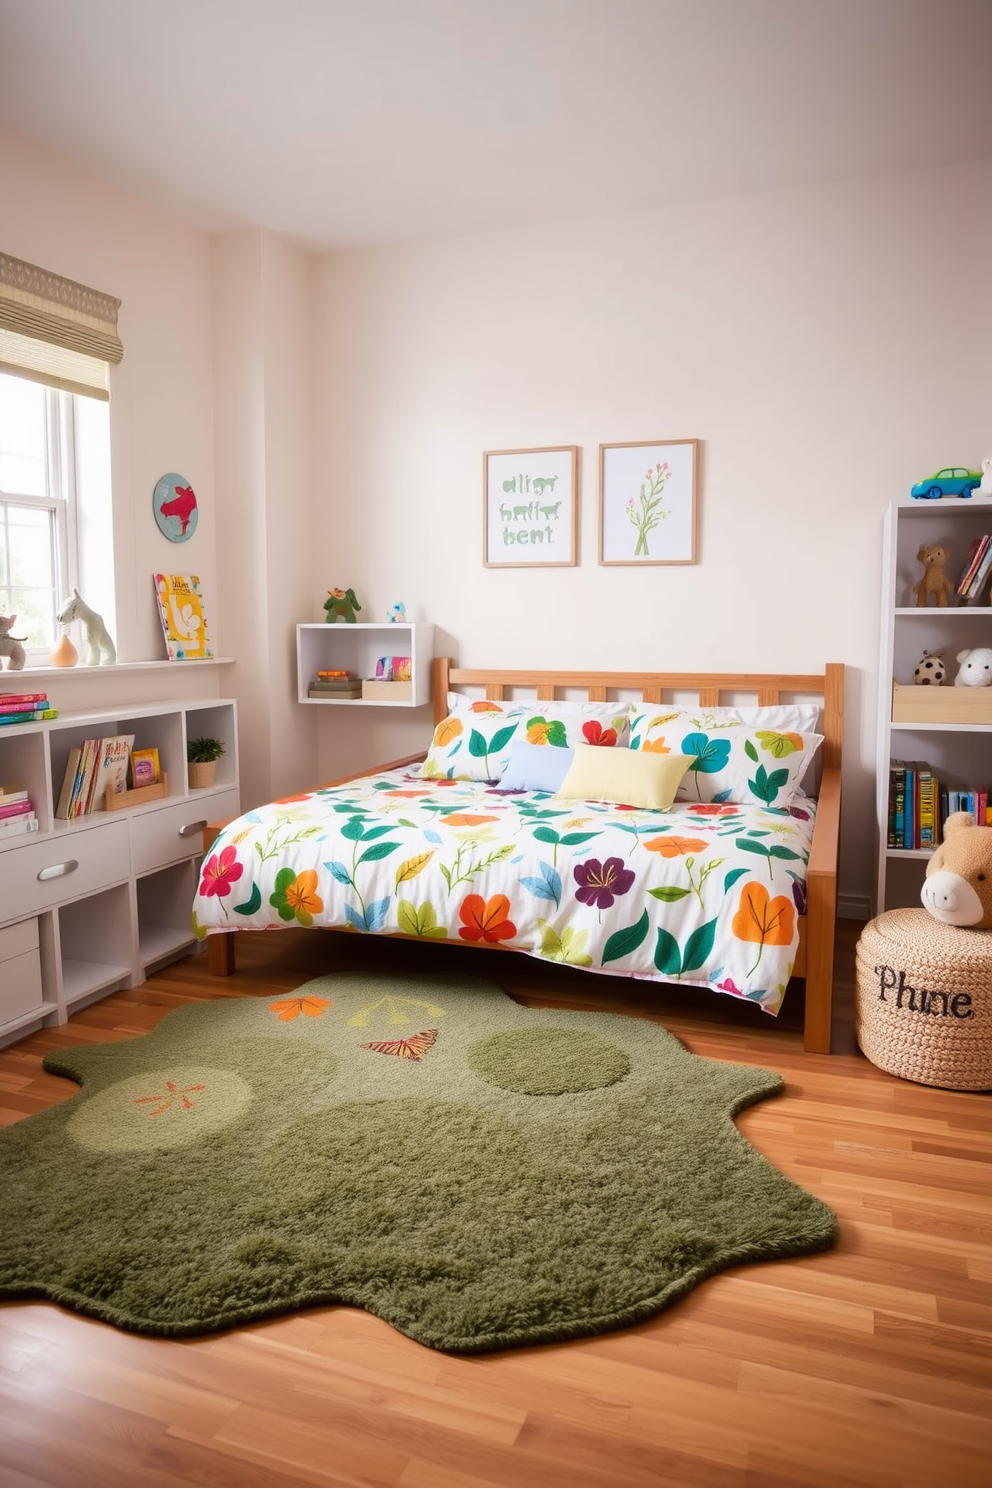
[0,698,239,1049]
[875,498,992,915]
[296,622,434,707]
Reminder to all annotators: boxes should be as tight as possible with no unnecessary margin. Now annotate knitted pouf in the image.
[855,909,992,1090]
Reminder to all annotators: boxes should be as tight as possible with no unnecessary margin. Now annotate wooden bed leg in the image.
[208,935,236,977]
[802,876,836,1053]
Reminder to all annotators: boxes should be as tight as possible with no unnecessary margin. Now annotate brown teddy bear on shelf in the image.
[912,544,954,607]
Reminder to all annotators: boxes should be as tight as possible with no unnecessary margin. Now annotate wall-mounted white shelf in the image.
[296,623,434,708]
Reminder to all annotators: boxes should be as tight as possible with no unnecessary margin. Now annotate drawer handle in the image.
[38,859,79,882]
[179,820,209,838]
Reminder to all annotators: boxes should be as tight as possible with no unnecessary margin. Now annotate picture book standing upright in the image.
[153,575,213,661]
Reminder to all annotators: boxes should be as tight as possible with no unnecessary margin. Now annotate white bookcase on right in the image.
[875,498,992,915]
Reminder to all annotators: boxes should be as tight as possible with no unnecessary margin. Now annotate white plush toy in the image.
[954,647,992,687]
[56,588,116,666]
[976,456,992,499]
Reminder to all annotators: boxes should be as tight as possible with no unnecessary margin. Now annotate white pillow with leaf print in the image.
[445,693,631,743]
[628,709,822,806]
[418,705,628,782]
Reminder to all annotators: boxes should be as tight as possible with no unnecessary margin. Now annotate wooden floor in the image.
[1,922,989,1488]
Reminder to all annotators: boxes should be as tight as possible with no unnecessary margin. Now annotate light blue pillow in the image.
[496,740,574,793]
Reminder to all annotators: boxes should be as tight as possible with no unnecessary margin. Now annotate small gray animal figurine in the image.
[0,614,27,670]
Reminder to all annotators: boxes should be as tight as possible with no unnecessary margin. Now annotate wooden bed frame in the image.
[205,659,844,1054]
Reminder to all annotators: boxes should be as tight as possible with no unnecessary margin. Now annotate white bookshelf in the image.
[875,498,992,914]
[0,698,239,1048]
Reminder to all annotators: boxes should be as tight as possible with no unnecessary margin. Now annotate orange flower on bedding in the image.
[458,893,517,944]
[640,737,671,754]
[434,717,464,747]
[732,883,796,974]
[268,996,332,1021]
[442,813,499,828]
[643,836,708,858]
[469,700,504,713]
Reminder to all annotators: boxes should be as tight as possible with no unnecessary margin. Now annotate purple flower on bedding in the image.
[573,856,635,909]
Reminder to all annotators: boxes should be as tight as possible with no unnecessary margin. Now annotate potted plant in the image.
[187,736,225,790]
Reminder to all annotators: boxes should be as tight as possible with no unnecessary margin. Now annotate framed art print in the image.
[484,446,578,567]
[599,439,699,565]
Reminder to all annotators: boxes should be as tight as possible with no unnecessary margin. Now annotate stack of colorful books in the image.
[309,669,362,699]
[0,690,58,725]
[0,787,39,840]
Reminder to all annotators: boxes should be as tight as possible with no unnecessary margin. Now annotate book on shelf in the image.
[0,707,57,726]
[889,760,906,848]
[0,797,33,821]
[965,539,992,603]
[153,573,214,661]
[0,788,29,805]
[90,734,135,809]
[130,746,161,788]
[0,692,48,708]
[55,746,83,819]
[917,762,937,848]
[72,738,100,818]
[0,813,39,839]
[954,535,990,596]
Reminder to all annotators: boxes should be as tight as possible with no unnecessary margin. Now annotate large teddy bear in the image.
[921,811,992,929]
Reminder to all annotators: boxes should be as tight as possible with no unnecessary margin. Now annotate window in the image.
[0,372,111,660]
[0,253,121,664]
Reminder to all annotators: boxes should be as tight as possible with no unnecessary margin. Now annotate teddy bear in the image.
[912,545,954,607]
[953,647,992,686]
[0,615,27,670]
[921,811,992,929]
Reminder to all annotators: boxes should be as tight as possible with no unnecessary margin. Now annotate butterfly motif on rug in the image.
[359,1028,439,1062]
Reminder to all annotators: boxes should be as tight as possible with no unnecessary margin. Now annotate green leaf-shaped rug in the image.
[0,972,837,1351]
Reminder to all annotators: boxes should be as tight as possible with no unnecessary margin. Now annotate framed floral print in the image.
[484,446,578,567]
[599,438,699,565]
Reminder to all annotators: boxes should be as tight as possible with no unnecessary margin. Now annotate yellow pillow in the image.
[555,745,695,810]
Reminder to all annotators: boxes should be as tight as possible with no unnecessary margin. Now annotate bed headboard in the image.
[432,659,844,772]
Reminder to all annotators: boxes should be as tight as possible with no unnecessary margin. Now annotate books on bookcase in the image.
[55,734,134,819]
[887,760,991,849]
[0,689,57,725]
[0,789,38,840]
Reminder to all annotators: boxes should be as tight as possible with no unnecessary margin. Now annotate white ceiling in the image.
[1,0,990,253]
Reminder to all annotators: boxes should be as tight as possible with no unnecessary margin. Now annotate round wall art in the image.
[153,472,199,543]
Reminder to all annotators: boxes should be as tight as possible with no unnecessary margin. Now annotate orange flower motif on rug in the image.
[268,996,332,1021]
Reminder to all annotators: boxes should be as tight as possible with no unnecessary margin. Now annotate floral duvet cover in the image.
[192,769,817,1015]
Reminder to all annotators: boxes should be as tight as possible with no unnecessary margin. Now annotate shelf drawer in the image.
[2,820,130,923]
[131,790,240,875]
[0,918,43,1022]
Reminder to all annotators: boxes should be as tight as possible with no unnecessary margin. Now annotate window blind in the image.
[0,252,123,401]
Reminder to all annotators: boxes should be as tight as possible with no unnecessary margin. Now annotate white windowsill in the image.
[7,657,236,680]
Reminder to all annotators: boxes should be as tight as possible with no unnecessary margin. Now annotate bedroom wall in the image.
[0,125,221,674]
[309,160,992,916]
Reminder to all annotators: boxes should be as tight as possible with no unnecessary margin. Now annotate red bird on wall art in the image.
[153,472,199,542]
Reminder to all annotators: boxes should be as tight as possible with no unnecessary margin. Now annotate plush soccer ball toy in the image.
[921,811,992,929]
[914,650,946,686]
[954,647,992,687]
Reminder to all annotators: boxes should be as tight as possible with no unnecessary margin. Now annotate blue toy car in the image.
[910,466,982,499]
